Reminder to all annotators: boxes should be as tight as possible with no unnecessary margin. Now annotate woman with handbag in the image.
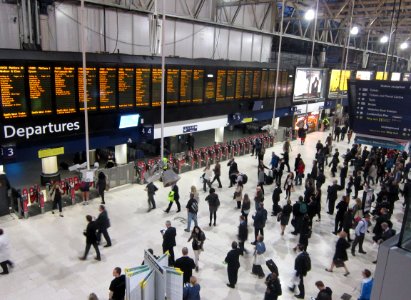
[50,182,64,217]
[325,231,350,276]
[234,181,243,209]
[251,235,266,279]
[187,226,205,271]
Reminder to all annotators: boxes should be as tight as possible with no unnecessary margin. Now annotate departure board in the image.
[260,70,268,98]
[29,66,52,115]
[166,69,179,105]
[180,69,192,103]
[244,70,253,99]
[118,67,134,108]
[281,71,288,96]
[78,67,98,111]
[152,68,162,107]
[252,70,261,98]
[205,71,216,102]
[0,66,27,119]
[216,70,227,101]
[99,68,116,110]
[54,66,76,114]
[136,68,150,107]
[192,69,204,103]
[235,70,245,99]
[267,70,276,97]
[226,70,236,100]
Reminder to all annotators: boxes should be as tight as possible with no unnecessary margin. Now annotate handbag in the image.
[277,212,282,222]
[334,258,345,268]
[105,182,110,192]
[253,253,265,266]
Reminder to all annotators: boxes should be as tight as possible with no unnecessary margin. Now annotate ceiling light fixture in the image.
[380,35,389,44]
[350,26,359,35]
[304,9,315,21]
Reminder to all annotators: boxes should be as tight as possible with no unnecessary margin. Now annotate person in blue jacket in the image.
[183,276,201,300]
[358,269,373,300]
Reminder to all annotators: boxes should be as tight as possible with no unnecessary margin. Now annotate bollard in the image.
[23,196,29,219]
[70,184,76,205]
[39,191,45,214]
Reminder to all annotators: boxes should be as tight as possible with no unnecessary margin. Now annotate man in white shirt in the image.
[351,214,371,256]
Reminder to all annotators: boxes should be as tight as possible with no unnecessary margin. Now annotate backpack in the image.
[299,202,307,214]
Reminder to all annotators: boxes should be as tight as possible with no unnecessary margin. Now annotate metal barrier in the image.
[97,163,135,189]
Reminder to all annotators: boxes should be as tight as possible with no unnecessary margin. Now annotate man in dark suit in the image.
[96,205,112,247]
[289,244,310,299]
[162,220,176,265]
[80,215,101,261]
[327,180,339,215]
[174,247,196,284]
[340,162,348,189]
[224,241,241,288]
[238,215,248,255]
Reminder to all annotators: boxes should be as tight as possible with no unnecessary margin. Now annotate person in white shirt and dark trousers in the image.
[351,214,371,256]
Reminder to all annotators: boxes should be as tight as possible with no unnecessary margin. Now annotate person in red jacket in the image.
[296,160,305,186]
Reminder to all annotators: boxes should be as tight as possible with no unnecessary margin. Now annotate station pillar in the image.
[115,144,128,165]
[40,156,60,185]
[215,127,224,143]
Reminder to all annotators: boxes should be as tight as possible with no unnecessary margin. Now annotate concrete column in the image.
[40,156,60,185]
[115,144,128,165]
[89,149,96,166]
[215,127,224,143]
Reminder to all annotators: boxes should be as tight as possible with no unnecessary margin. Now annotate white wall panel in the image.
[105,10,133,54]
[164,20,175,56]
[243,5,256,28]
[261,35,272,62]
[84,7,103,53]
[197,0,213,21]
[232,6,244,26]
[251,34,262,62]
[174,21,193,58]
[193,25,214,59]
[132,14,150,55]
[0,3,19,49]
[47,6,58,51]
[228,30,242,61]
[55,3,79,52]
[213,28,229,60]
[241,32,253,61]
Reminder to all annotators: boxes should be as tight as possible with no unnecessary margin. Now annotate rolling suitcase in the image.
[266,259,279,276]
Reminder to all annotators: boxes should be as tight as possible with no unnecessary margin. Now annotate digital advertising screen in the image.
[99,67,117,110]
[226,70,235,100]
[166,68,179,105]
[192,69,204,103]
[403,73,411,82]
[28,66,53,115]
[54,66,76,114]
[118,67,134,108]
[328,69,351,98]
[135,68,150,107]
[78,67,98,111]
[180,69,192,104]
[0,66,27,119]
[375,72,388,80]
[391,72,401,81]
[293,68,325,102]
[119,114,140,129]
[216,70,227,102]
[355,70,373,80]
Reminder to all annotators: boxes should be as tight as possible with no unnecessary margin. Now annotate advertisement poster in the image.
[403,73,411,82]
[391,72,401,81]
[294,113,319,132]
[293,68,325,101]
[355,71,372,80]
[375,72,388,80]
[329,69,351,97]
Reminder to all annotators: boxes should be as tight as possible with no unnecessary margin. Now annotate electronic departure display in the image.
[180,69,192,104]
[118,67,134,108]
[78,67,98,111]
[260,70,268,98]
[235,70,245,99]
[193,69,204,103]
[205,71,216,102]
[348,80,411,140]
[281,71,288,97]
[166,69,179,105]
[54,66,76,114]
[0,66,27,119]
[152,68,162,107]
[244,70,253,99]
[136,68,150,107]
[267,70,276,97]
[29,66,52,115]
[99,68,116,110]
[226,70,235,100]
[252,70,261,98]
[216,70,227,102]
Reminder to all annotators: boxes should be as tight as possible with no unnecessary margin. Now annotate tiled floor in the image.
[0,130,404,300]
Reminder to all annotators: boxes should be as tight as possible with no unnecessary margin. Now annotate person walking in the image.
[187,226,205,271]
[264,271,282,300]
[0,229,14,275]
[96,171,107,204]
[80,215,101,261]
[185,193,199,232]
[271,185,282,216]
[211,161,222,188]
[109,267,126,300]
[282,151,291,173]
[351,214,371,256]
[224,241,242,288]
[251,235,266,279]
[284,172,294,200]
[145,181,158,212]
[347,129,353,144]
[202,164,212,192]
[174,247,196,284]
[241,193,251,224]
[251,202,268,244]
[254,186,264,210]
[238,215,248,255]
[326,180,339,215]
[96,205,112,247]
[233,181,243,209]
[257,166,266,194]
[358,269,373,300]
[279,200,292,235]
[205,188,220,226]
[289,244,311,299]
[340,162,348,189]
[333,196,349,234]
[161,220,177,266]
[325,231,350,276]
[183,276,201,300]
[50,182,64,217]
[227,158,239,188]
[296,160,305,186]
[314,281,332,300]
[190,186,199,204]
[164,183,181,213]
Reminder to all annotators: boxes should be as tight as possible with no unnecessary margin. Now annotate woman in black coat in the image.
[325,231,350,276]
[315,189,322,221]
[279,200,292,235]
[97,171,107,204]
[342,209,353,242]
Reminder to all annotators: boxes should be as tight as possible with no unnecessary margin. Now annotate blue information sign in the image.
[348,80,411,140]
[183,125,198,133]
[139,125,154,139]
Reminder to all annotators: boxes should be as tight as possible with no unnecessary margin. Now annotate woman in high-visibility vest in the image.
[164,183,181,213]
